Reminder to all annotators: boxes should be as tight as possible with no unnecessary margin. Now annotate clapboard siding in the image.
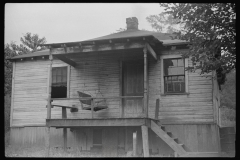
[12,59,49,127]
[212,71,220,125]
[148,49,213,124]
[12,48,215,126]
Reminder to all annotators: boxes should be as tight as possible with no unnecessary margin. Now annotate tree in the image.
[220,70,235,109]
[4,42,30,95]
[158,3,235,84]
[20,32,47,52]
[146,12,182,33]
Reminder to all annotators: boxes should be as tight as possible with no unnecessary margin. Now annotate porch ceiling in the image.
[51,42,157,67]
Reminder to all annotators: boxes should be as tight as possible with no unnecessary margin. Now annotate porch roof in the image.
[9,30,189,61]
[8,49,50,60]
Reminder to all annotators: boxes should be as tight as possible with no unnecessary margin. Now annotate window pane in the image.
[62,67,67,77]
[178,59,184,66]
[174,82,180,92]
[52,68,57,76]
[167,83,173,92]
[57,75,62,83]
[52,74,56,83]
[181,82,185,92]
[172,76,178,81]
[168,66,184,75]
[172,59,178,67]
[178,76,185,81]
[164,59,173,75]
[164,58,186,93]
[52,69,56,83]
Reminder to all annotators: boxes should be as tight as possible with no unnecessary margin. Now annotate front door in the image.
[122,61,144,117]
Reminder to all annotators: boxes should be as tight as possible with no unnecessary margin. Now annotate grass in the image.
[5,145,132,157]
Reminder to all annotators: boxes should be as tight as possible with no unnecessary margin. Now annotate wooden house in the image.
[8,17,221,157]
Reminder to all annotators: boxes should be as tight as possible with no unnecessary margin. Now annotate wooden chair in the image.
[77,91,108,112]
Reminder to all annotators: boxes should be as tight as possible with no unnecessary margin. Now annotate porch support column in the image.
[46,46,53,157]
[141,125,149,157]
[143,46,148,118]
[133,131,137,156]
[62,108,67,151]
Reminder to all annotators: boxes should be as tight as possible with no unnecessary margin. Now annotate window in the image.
[51,66,68,98]
[163,58,186,93]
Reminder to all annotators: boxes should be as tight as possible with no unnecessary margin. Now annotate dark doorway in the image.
[122,61,144,117]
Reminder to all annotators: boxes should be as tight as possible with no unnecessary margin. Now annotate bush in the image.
[220,107,236,127]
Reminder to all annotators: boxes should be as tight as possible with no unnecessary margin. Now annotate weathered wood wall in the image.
[164,124,220,153]
[148,49,214,124]
[11,51,144,126]
[212,71,220,125]
[12,59,49,127]
[10,125,219,156]
[11,48,215,126]
[51,51,144,120]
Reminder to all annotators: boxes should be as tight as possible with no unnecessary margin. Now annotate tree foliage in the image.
[146,13,182,33]
[158,3,235,84]
[220,70,235,109]
[4,33,47,95]
[20,32,47,52]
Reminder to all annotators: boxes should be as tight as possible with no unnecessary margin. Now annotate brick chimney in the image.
[126,17,138,30]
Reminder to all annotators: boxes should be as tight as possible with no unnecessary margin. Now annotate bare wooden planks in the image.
[150,120,187,156]
[102,127,118,157]
[10,62,16,127]
[141,125,149,157]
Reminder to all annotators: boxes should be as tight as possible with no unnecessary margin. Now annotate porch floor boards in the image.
[46,118,153,127]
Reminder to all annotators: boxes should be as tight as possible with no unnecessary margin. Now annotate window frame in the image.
[47,63,70,98]
[160,54,189,95]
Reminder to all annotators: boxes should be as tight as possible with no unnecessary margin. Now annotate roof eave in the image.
[41,35,161,47]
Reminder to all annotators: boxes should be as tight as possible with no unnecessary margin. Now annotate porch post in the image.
[133,131,137,156]
[141,125,149,157]
[143,46,148,118]
[46,46,53,156]
[47,48,53,120]
[62,108,67,151]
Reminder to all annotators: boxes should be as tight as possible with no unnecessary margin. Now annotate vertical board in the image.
[86,128,93,150]
[141,125,149,157]
[184,125,198,152]
[119,60,123,118]
[118,127,125,148]
[125,127,133,152]
[197,125,204,152]
[136,127,143,155]
[10,62,16,127]
[102,127,118,157]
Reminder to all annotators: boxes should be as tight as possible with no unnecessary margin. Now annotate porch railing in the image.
[47,96,144,120]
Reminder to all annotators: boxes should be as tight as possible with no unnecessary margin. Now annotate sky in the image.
[5,3,164,45]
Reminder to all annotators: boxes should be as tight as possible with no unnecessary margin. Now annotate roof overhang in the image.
[9,30,191,61]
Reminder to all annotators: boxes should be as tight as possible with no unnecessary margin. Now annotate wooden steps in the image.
[150,120,187,156]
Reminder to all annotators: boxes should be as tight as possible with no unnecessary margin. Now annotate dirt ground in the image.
[5,144,235,157]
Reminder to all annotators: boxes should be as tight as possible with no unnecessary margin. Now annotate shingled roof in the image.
[43,29,189,47]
